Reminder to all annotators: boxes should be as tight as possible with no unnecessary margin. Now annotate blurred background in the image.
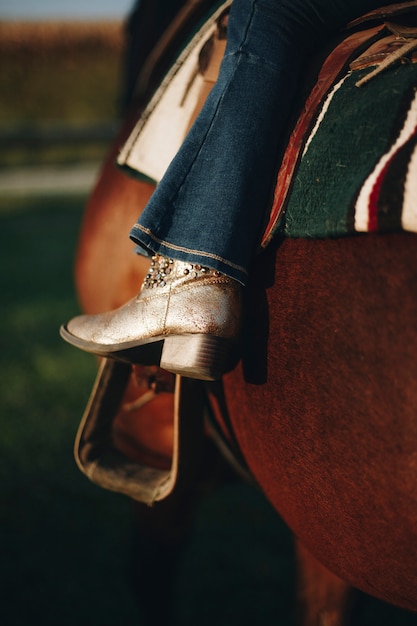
[0,2,142,625]
[1,1,417,625]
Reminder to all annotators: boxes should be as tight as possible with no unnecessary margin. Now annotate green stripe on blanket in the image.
[276,62,417,238]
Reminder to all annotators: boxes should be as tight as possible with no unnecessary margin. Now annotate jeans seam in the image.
[131,224,248,275]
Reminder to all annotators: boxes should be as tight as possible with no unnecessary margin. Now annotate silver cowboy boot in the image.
[60,255,242,381]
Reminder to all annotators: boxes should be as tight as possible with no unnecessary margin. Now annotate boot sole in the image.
[60,324,237,381]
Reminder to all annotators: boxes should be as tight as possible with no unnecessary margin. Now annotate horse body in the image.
[75,120,417,616]
[72,1,417,620]
[224,233,417,611]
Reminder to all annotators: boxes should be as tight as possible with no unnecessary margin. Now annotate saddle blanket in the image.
[269,60,417,241]
[117,0,230,183]
[117,0,417,242]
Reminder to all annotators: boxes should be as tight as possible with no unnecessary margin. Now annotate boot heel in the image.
[160,334,235,381]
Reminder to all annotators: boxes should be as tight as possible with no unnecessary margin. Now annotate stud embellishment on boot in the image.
[60,255,242,381]
[142,256,221,289]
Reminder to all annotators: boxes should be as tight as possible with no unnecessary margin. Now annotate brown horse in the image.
[72,2,417,624]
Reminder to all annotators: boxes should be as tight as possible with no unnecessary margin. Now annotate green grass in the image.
[0,195,142,626]
[0,23,142,620]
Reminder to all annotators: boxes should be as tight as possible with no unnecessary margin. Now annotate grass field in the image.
[0,195,144,625]
[0,24,148,624]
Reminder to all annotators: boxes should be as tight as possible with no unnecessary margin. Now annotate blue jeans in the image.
[130,0,393,285]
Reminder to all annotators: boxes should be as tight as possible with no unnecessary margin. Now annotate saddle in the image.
[75,0,417,503]
[118,0,417,242]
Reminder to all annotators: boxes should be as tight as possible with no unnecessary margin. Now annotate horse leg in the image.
[295,540,353,626]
